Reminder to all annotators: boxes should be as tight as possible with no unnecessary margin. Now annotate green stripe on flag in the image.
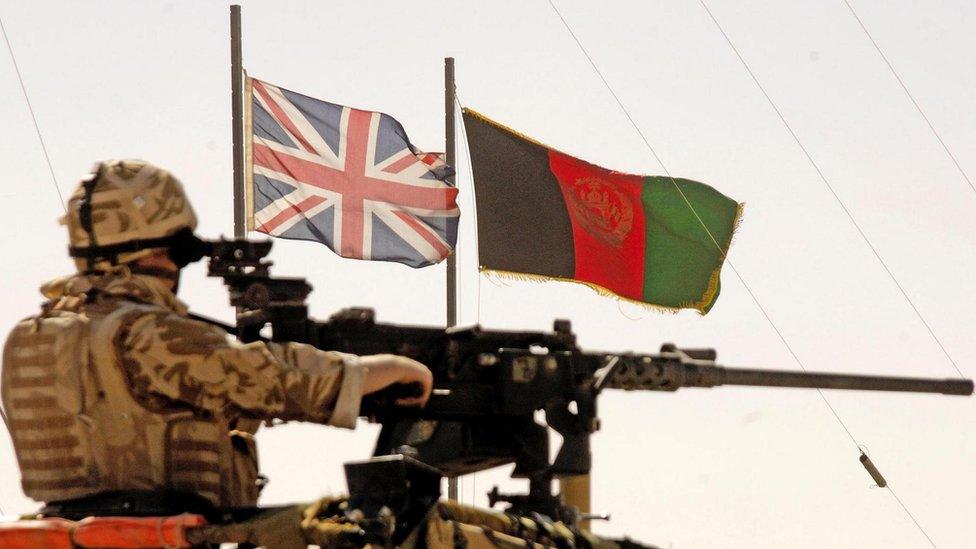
[641,177,741,313]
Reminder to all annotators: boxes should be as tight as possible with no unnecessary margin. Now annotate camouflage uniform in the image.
[409,501,637,549]
[188,498,653,549]
[2,268,365,509]
[1,159,366,515]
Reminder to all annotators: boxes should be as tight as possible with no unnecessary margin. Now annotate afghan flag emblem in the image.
[462,109,742,314]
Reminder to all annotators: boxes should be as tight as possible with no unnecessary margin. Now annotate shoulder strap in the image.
[88,302,159,413]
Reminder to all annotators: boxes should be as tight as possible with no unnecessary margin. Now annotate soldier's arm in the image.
[120,310,429,427]
[262,342,433,422]
[269,342,433,408]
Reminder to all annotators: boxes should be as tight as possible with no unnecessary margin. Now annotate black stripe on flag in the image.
[462,110,575,279]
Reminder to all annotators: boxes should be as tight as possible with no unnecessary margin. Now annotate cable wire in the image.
[696,0,965,380]
[692,1,942,544]
[888,485,938,548]
[545,0,860,448]
[454,92,482,324]
[0,12,43,518]
[452,90,481,504]
[546,1,941,545]
[1,13,65,212]
[842,0,975,198]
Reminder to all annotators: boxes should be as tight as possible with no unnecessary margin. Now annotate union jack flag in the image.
[246,78,459,267]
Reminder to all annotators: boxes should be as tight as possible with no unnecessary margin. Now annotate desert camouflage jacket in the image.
[2,269,365,506]
[93,273,365,427]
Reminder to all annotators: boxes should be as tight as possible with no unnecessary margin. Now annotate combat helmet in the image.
[62,160,203,271]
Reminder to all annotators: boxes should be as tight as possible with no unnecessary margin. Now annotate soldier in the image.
[1,159,433,547]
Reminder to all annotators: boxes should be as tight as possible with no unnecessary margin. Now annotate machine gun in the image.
[204,237,973,529]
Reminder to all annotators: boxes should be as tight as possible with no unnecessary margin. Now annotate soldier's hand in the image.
[360,354,434,407]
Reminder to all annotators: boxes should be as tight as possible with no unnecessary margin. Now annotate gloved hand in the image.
[301,497,371,548]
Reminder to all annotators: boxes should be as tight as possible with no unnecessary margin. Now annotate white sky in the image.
[1,1,974,547]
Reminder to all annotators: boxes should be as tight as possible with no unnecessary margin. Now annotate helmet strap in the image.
[68,228,211,269]
[78,163,111,270]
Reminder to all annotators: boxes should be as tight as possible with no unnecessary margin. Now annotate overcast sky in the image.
[1,1,974,547]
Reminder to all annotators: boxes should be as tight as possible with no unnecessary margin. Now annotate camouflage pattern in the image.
[188,496,365,548]
[2,268,365,508]
[406,501,624,549]
[420,500,657,549]
[190,497,641,549]
[61,159,197,271]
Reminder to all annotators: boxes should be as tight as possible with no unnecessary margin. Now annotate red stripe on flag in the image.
[253,143,340,191]
[338,110,372,258]
[381,152,420,174]
[548,150,646,301]
[392,210,451,258]
[252,80,318,155]
[253,143,458,210]
[257,195,327,233]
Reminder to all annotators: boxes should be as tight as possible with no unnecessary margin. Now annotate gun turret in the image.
[202,237,972,527]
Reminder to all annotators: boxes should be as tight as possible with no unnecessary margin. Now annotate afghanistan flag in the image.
[462,109,741,313]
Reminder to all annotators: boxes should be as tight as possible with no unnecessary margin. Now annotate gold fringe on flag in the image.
[693,200,745,313]
[481,201,744,315]
[466,108,745,315]
[480,268,681,315]
[463,108,576,160]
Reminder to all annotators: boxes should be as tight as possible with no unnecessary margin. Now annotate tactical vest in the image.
[1,297,260,507]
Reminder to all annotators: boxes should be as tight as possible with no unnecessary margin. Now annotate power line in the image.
[452,90,482,505]
[888,484,938,548]
[697,0,944,544]
[547,1,940,545]
[842,0,975,198]
[453,92,482,325]
[696,0,965,381]
[1,13,65,212]
[545,0,860,449]
[0,13,41,520]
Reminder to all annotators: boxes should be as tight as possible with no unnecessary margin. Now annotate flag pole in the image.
[445,57,457,330]
[562,475,591,530]
[231,4,245,238]
[444,56,459,502]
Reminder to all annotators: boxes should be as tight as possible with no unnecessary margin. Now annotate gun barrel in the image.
[717,368,973,396]
[603,356,974,396]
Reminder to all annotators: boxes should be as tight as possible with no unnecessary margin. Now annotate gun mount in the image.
[204,237,973,527]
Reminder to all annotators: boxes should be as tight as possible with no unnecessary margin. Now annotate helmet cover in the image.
[62,160,197,270]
